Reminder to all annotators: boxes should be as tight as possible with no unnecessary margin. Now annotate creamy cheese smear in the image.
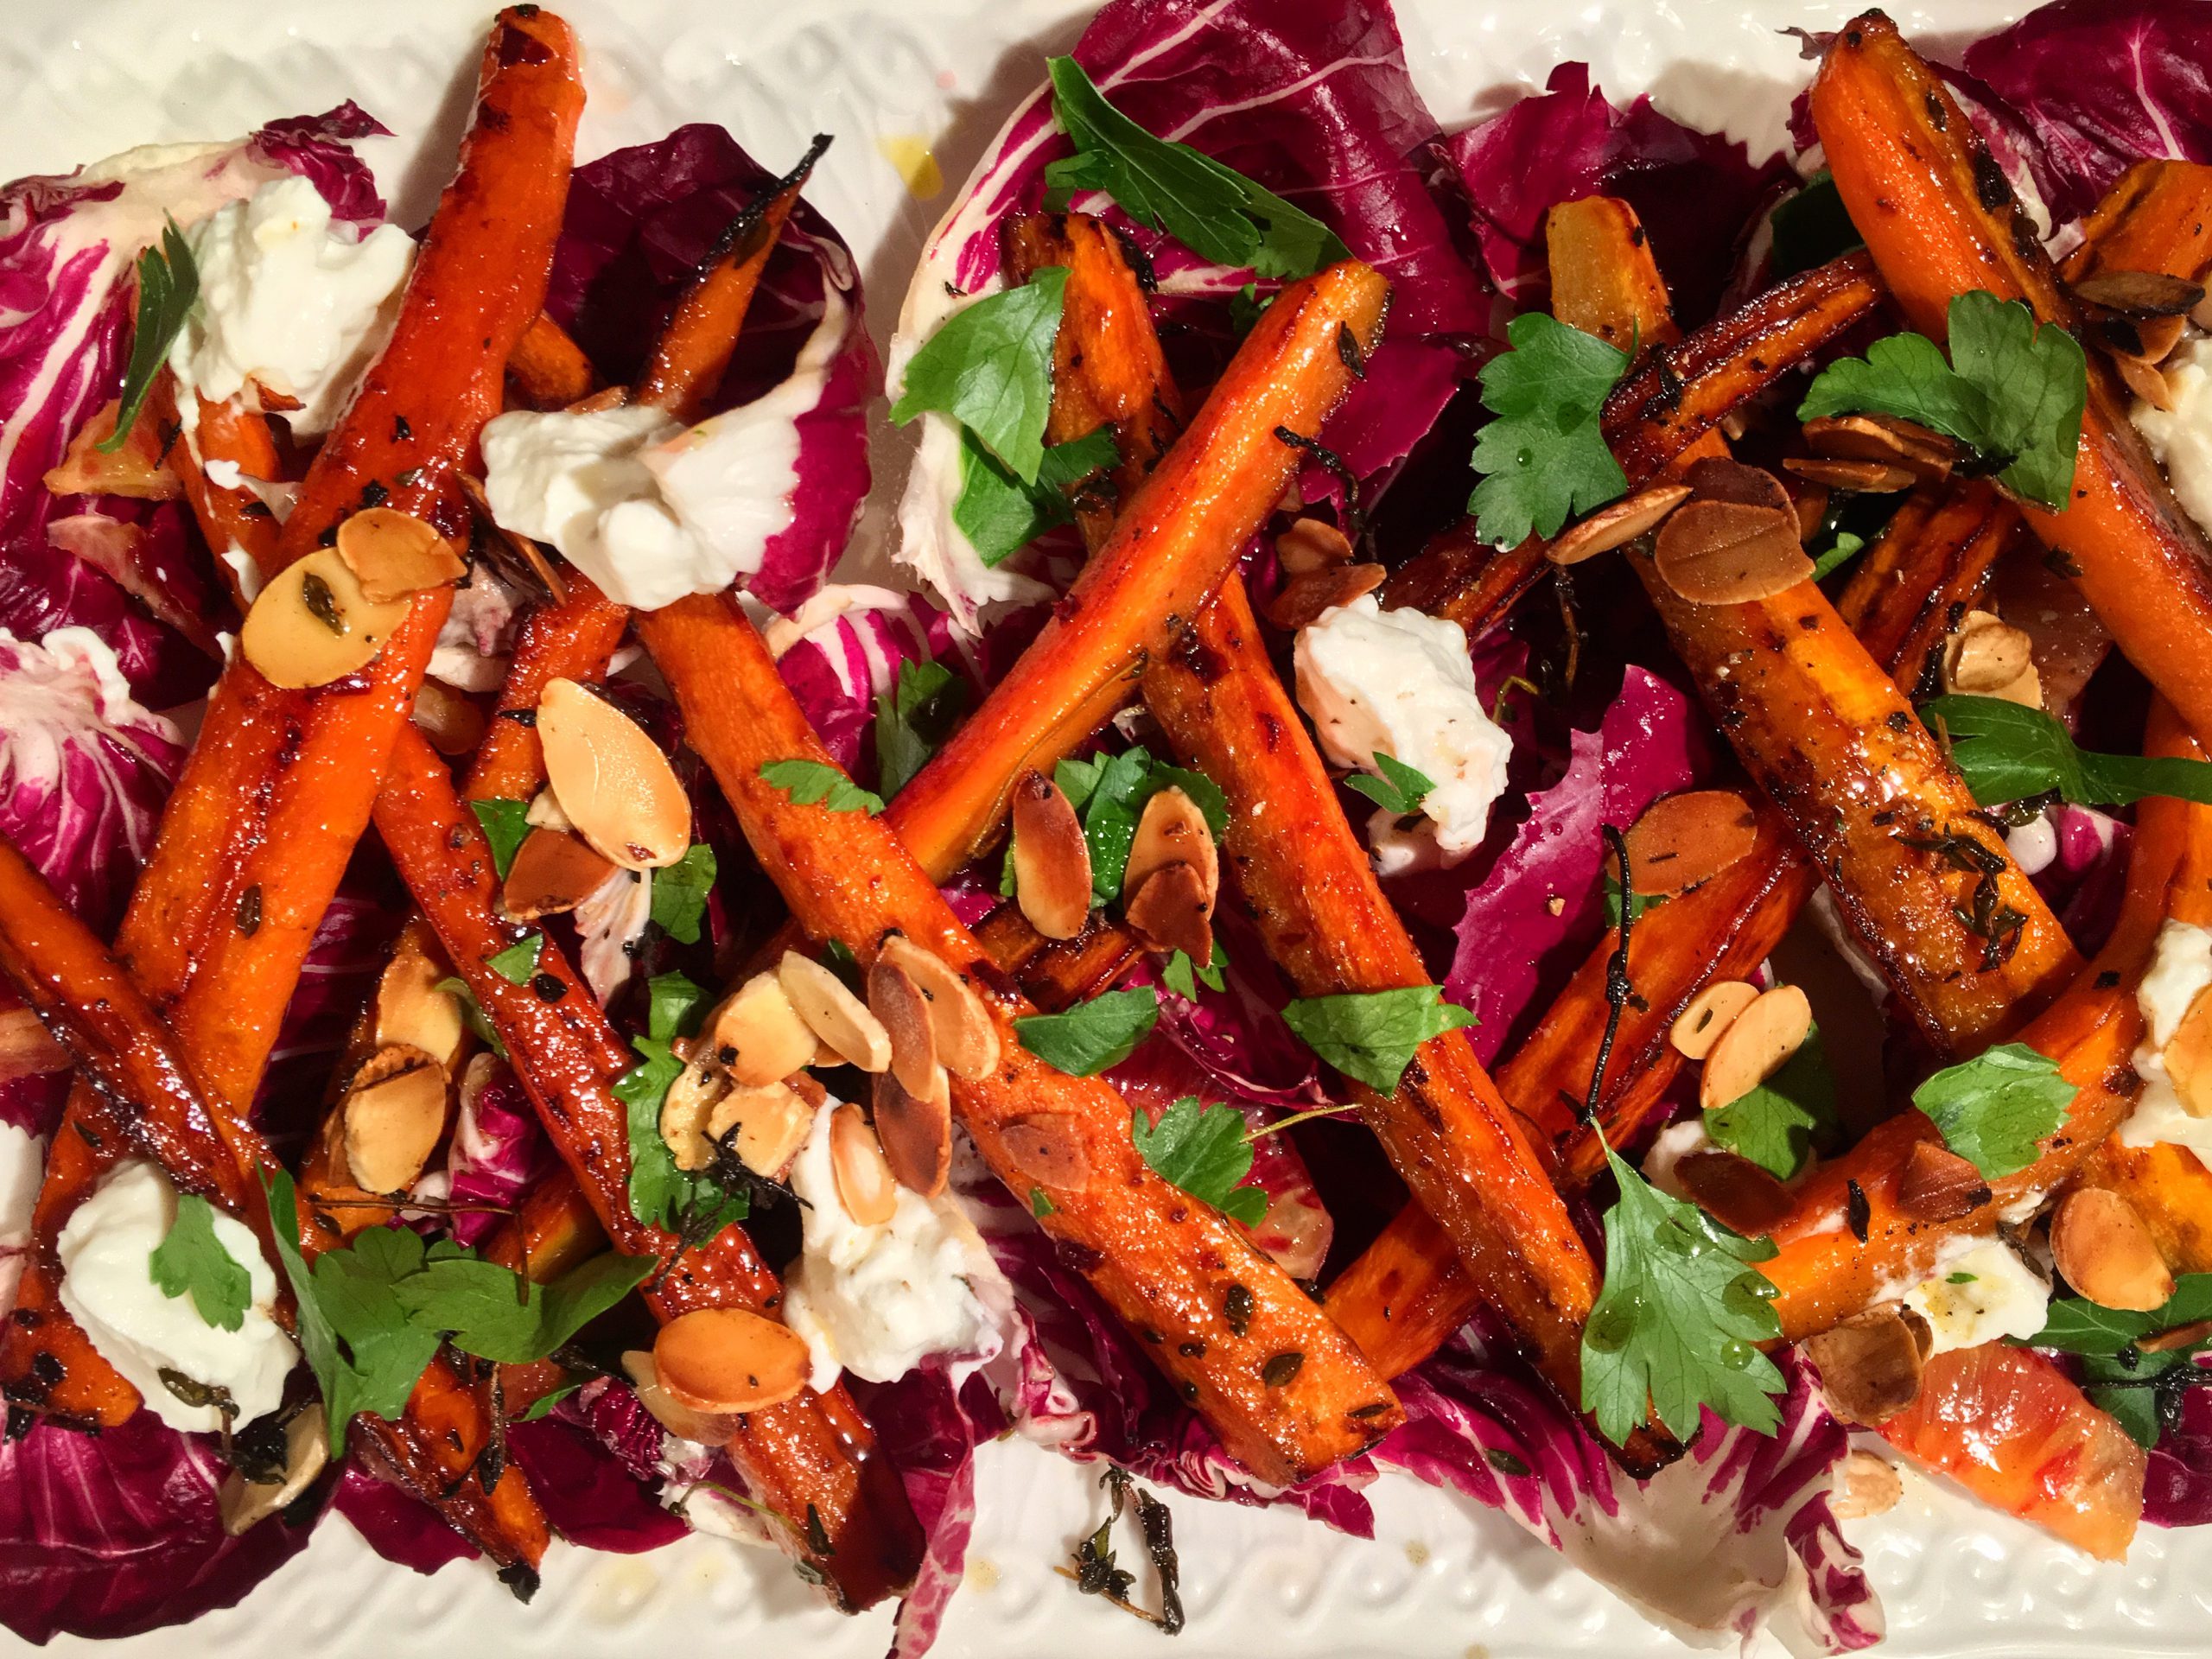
[55,1160,296,1433]
[2120,918,2212,1163]
[0,1119,42,1316]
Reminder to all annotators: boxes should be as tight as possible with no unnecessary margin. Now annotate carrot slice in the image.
[506,313,599,410]
[1833,480,2024,698]
[2060,159,2212,288]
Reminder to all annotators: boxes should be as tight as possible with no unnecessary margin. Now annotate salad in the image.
[5,0,2212,1651]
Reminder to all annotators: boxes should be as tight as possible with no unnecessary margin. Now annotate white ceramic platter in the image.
[5,1,2211,1654]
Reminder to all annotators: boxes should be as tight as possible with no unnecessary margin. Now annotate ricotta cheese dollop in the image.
[1902,1236,2051,1354]
[2118,917,2212,1164]
[0,1118,43,1315]
[779,1103,1006,1392]
[1293,594,1512,874]
[56,1160,296,1433]
[2134,336,2212,537]
[170,173,415,437]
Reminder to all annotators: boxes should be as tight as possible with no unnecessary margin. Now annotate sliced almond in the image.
[1544,482,1692,566]
[1125,786,1219,911]
[873,1065,953,1198]
[1781,456,1920,493]
[0,1003,67,1084]
[2072,268,2207,318]
[240,547,413,689]
[374,934,464,1070]
[218,1405,330,1535]
[652,1306,810,1415]
[659,1059,730,1172]
[2160,983,2212,1117]
[412,679,486,757]
[1828,1449,1904,1520]
[43,398,181,499]
[1653,499,1813,605]
[337,506,467,603]
[868,957,941,1097]
[1001,1113,1090,1187]
[502,827,617,923]
[1675,1147,1795,1234]
[1800,413,1958,480]
[1895,1139,1992,1223]
[621,1350,735,1446]
[1943,610,2035,696]
[1803,1306,1927,1426]
[2050,1187,2175,1312]
[1669,979,1762,1061]
[2098,311,2188,367]
[2139,1318,2212,1353]
[342,1046,448,1194]
[1698,982,1813,1111]
[536,677,691,871]
[1622,789,1758,897]
[705,971,819,1089]
[1263,561,1387,632]
[1683,456,1793,512]
[706,1079,813,1178]
[1792,480,1832,543]
[830,1101,899,1226]
[876,936,1001,1081]
[1276,518,1354,575]
[1125,861,1214,963]
[1009,769,1093,941]
[2114,348,2177,410]
[777,951,890,1072]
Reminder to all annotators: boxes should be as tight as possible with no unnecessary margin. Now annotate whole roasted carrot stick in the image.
[891,258,1389,876]
[640,592,1402,1485]
[1812,14,2212,746]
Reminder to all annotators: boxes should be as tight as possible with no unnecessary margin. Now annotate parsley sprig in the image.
[1055,747,1228,906]
[954,425,1122,569]
[1925,694,2212,810]
[1131,1096,1268,1226]
[468,799,532,878]
[2025,1274,2212,1448]
[1344,753,1435,819]
[1468,312,1630,550]
[149,1192,251,1332]
[760,759,884,816]
[1014,985,1160,1077]
[1281,985,1476,1093]
[650,844,717,944]
[615,971,751,1237]
[1705,1025,1839,1181]
[873,659,970,799]
[1911,1042,2075,1179]
[101,218,199,454]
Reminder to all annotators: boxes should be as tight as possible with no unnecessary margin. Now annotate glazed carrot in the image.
[639,592,1401,1484]
[1812,15,2212,746]
[2060,159,2212,287]
[891,259,1389,877]
[464,569,629,803]
[1546,195,1678,350]
[1834,480,2024,700]
[2076,1139,2212,1275]
[506,313,599,410]
[152,373,283,607]
[1377,519,1547,635]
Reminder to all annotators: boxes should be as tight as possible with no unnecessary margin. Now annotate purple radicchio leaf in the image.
[2145,1360,2212,1529]
[435,1056,555,1249]
[772,588,955,779]
[247,103,391,230]
[329,1460,480,1574]
[505,1415,690,1554]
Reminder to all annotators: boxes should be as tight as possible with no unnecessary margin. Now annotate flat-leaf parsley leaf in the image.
[1014,986,1160,1076]
[1912,1041,2075,1179]
[760,759,884,816]
[889,265,1070,485]
[1467,312,1629,550]
[1131,1096,1268,1226]
[1281,985,1477,1093]
[1924,693,2212,810]
[149,1192,251,1332]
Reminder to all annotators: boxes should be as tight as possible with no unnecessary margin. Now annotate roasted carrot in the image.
[464,569,629,802]
[640,591,1401,1484]
[506,313,599,410]
[1813,15,2212,747]
[890,259,1388,876]
[152,374,284,608]
[1834,480,2024,699]
[1377,518,1547,635]
[2076,1139,2212,1275]
[1547,195,1678,350]
[2060,159,2212,288]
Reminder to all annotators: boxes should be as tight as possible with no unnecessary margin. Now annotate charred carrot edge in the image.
[639,591,1401,1484]
[890,259,1389,879]
[632,136,826,423]
[373,725,922,1607]
[1766,702,2211,1339]
[279,8,583,563]
[1813,16,2212,747]
[506,314,599,410]
[1834,480,2023,698]
[1377,519,1548,634]
[2059,159,2212,287]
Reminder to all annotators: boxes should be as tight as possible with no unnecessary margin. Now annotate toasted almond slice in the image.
[707,1079,813,1178]
[1792,480,1832,543]
[0,1003,66,1084]
[874,1065,953,1198]
[1276,517,1354,575]
[1001,1113,1090,1187]
[1544,482,1692,566]
[337,506,467,603]
[1263,561,1387,632]
[43,398,181,500]
[2139,1317,2212,1353]
[621,1350,736,1446]
[2162,984,2212,1116]
[1895,1140,1992,1222]
[2114,348,2177,410]
[537,677,691,871]
[830,1102,899,1226]
[2073,268,2207,317]
[342,1046,448,1193]
[1799,413,1959,478]
[1126,786,1219,910]
[502,827,618,923]
[706,971,819,1088]
[219,1404,330,1535]
[1125,861,1215,963]
[456,470,566,604]
[876,936,1001,1080]
[2099,311,2188,367]
[1675,1147,1795,1235]
[412,679,486,757]
[1781,456,1920,493]
[1828,1449,1904,1520]
[240,548,413,689]
[2051,1187,2175,1312]
[1683,455,1793,512]
[1622,789,1758,897]
[1669,979,1761,1061]
[659,1059,729,1172]
[374,937,464,1071]
[1653,499,1813,606]
[1803,1306,1927,1426]
[1699,983,1813,1111]
[1943,610,2035,696]
[1009,770,1093,941]
[868,957,941,1096]
[652,1307,810,1415]
[778,950,891,1072]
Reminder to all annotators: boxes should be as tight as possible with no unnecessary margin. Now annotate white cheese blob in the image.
[0,1119,44,1315]
[2120,917,2212,1163]
[2133,336,2212,537]
[55,1160,296,1433]
[779,1103,1006,1392]
[1293,594,1512,870]
[169,174,415,437]
[1902,1236,2051,1354]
